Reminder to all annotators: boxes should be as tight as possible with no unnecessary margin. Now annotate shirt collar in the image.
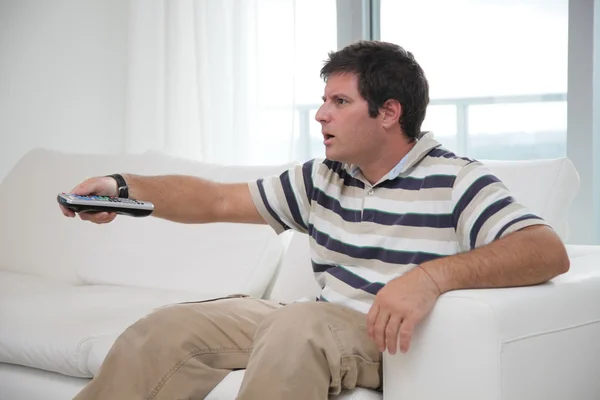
[344,131,441,181]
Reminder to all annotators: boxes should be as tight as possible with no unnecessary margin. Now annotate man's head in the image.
[315,41,429,170]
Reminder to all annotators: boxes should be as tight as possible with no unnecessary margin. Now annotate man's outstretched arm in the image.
[123,174,265,224]
[60,174,265,225]
[368,225,569,355]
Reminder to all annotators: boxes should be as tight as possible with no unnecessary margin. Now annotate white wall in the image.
[0,0,129,182]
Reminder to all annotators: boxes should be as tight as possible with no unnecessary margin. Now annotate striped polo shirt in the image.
[248,132,548,314]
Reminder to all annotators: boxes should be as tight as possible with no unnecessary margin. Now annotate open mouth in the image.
[324,134,334,140]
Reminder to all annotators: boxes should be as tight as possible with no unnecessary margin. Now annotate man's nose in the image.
[315,104,329,123]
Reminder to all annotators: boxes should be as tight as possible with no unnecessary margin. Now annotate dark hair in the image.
[320,41,429,140]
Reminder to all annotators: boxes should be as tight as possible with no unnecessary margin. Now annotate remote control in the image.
[57,194,154,217]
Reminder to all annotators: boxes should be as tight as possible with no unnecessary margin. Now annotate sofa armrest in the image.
[382,252,600,400]
[566,244,600,259]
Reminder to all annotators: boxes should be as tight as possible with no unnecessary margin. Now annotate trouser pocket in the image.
[153,293,251,311]
[329,324,383,391]
[176,293,250,304]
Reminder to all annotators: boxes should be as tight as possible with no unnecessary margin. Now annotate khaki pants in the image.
[74,297,382,400]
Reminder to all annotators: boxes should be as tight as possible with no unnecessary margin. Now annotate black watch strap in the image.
[107,173,129,198]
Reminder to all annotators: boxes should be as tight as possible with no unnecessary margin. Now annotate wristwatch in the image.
[107,174,129,198]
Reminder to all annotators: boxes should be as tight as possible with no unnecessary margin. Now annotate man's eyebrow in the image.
[322,94,348,102]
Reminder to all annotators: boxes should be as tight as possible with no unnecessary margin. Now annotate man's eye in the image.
[336,98,348,105]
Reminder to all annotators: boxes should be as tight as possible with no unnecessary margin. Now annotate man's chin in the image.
[324,149,346,163]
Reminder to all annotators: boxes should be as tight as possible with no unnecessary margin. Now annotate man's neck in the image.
[359,140,417,184]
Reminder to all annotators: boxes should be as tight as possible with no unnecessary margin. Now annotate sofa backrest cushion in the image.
[482,158,578,241]
[0,148,291,297]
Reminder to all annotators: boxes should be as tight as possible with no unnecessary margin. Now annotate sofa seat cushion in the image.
[206,369,383,400]
[0,271,212,378]
[0,363,88,400]
[0,271,383,399]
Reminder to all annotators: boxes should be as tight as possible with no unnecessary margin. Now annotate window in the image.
[380,0,568,160]
[293,0,337,161]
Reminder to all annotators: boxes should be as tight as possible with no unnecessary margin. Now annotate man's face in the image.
[315,72,384,165]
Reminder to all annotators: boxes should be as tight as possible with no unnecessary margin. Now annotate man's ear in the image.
[380,99,402,129]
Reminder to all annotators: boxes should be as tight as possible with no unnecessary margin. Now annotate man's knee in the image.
[116,304,203,353]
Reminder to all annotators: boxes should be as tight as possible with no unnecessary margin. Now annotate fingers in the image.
[398,316,416,353]
[79,212,117,224]
[367,303,379,339]
[59,204,76,218]
[385,315,402,355]
[70,176,118,197]
[70,180,96,196]
[368,302,403,353]
[373,310,391,352]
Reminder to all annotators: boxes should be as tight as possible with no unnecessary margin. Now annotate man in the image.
[60,41,569,400]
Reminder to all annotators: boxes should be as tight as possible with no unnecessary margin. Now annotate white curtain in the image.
[123,0,298,165]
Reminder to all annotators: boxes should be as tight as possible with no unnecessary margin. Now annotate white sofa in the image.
[1,148,599,400]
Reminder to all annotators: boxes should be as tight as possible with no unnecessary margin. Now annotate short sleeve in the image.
[248,159,318,235]
[451,161,550,251]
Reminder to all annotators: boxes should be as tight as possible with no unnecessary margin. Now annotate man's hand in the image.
[59,176,119,224]
[367,266,440,355]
